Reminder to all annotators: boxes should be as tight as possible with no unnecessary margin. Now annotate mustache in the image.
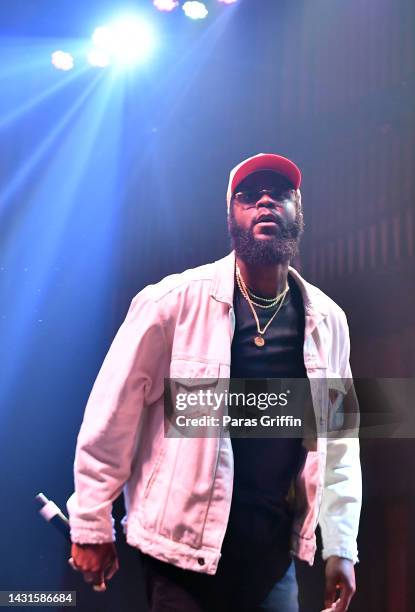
[252,214,293,237]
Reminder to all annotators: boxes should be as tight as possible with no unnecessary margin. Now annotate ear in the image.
[292,189,302,216]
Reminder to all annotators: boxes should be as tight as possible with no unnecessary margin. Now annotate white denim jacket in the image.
[67,250,361,575]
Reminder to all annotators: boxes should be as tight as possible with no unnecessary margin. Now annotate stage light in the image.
[182,1,208,20]
[217,0,238,3]
[91,16,156,66]
[51,51,74,71]
[153,0,179,11]
[87,48,111,68]
[92,25,112,50]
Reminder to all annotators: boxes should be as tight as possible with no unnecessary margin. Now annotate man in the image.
[67,153,362,612]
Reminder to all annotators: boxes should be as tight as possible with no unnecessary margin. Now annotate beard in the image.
[228,208,304,265]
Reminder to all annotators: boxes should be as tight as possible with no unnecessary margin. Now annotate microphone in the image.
[35,492,71,541]
[35,492,108,592]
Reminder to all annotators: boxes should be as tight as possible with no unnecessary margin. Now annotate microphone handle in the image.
[35,492,71,542]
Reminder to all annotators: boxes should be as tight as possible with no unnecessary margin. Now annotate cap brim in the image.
[231,154,301,195]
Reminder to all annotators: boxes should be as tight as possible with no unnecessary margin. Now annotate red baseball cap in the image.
[226,153,302,213]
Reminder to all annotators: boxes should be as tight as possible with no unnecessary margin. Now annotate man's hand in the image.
[321,556,356,612]
[68,542,119,592]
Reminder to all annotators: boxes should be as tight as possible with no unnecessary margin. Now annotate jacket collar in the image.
[210,250,329,322]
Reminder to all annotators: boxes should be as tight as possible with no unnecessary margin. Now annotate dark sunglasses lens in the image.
[236,190,257,204]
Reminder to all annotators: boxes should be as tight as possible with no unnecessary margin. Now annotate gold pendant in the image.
[254,335,265,347]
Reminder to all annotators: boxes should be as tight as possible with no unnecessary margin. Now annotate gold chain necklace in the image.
[235,265,289,347]
[236,270,286,310]
[235,264,288,309]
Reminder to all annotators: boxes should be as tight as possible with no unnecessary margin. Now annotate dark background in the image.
[0,0,414,610]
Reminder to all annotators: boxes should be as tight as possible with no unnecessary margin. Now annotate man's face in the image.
[228,170,304,265]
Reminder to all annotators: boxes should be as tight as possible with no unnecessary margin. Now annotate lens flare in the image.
[153,0,179,11]
[182,1,208,20]
[51,51,74,71]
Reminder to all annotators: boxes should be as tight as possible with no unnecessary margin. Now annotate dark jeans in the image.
[140,552,299,612]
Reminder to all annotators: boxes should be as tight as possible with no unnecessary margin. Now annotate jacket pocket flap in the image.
[169,360,220,387]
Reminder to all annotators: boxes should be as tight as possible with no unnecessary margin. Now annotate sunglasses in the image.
[233,188,294,208]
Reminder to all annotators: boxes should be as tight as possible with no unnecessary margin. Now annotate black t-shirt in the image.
[217,273,308,596]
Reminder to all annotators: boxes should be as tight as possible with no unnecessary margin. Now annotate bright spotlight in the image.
[87,48,111,68]
[218,0,238,3]
[153,0,179,11]
[92,26,112,50]
[91,16,156,66]
[182,1,208,20]
[51,50,74,71]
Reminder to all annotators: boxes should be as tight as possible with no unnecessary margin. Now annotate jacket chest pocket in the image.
[325,373,359,436]
[167,359,225,419]
[308,371,353,437]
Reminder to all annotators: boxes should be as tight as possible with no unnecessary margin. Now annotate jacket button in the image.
[197,557,205,566]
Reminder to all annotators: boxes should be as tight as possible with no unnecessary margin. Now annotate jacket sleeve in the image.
[67,288,168,544]
[318,310,362,564]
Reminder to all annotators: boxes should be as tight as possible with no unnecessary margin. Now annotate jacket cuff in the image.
[69,524,116,545]
[322,545,359,564]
